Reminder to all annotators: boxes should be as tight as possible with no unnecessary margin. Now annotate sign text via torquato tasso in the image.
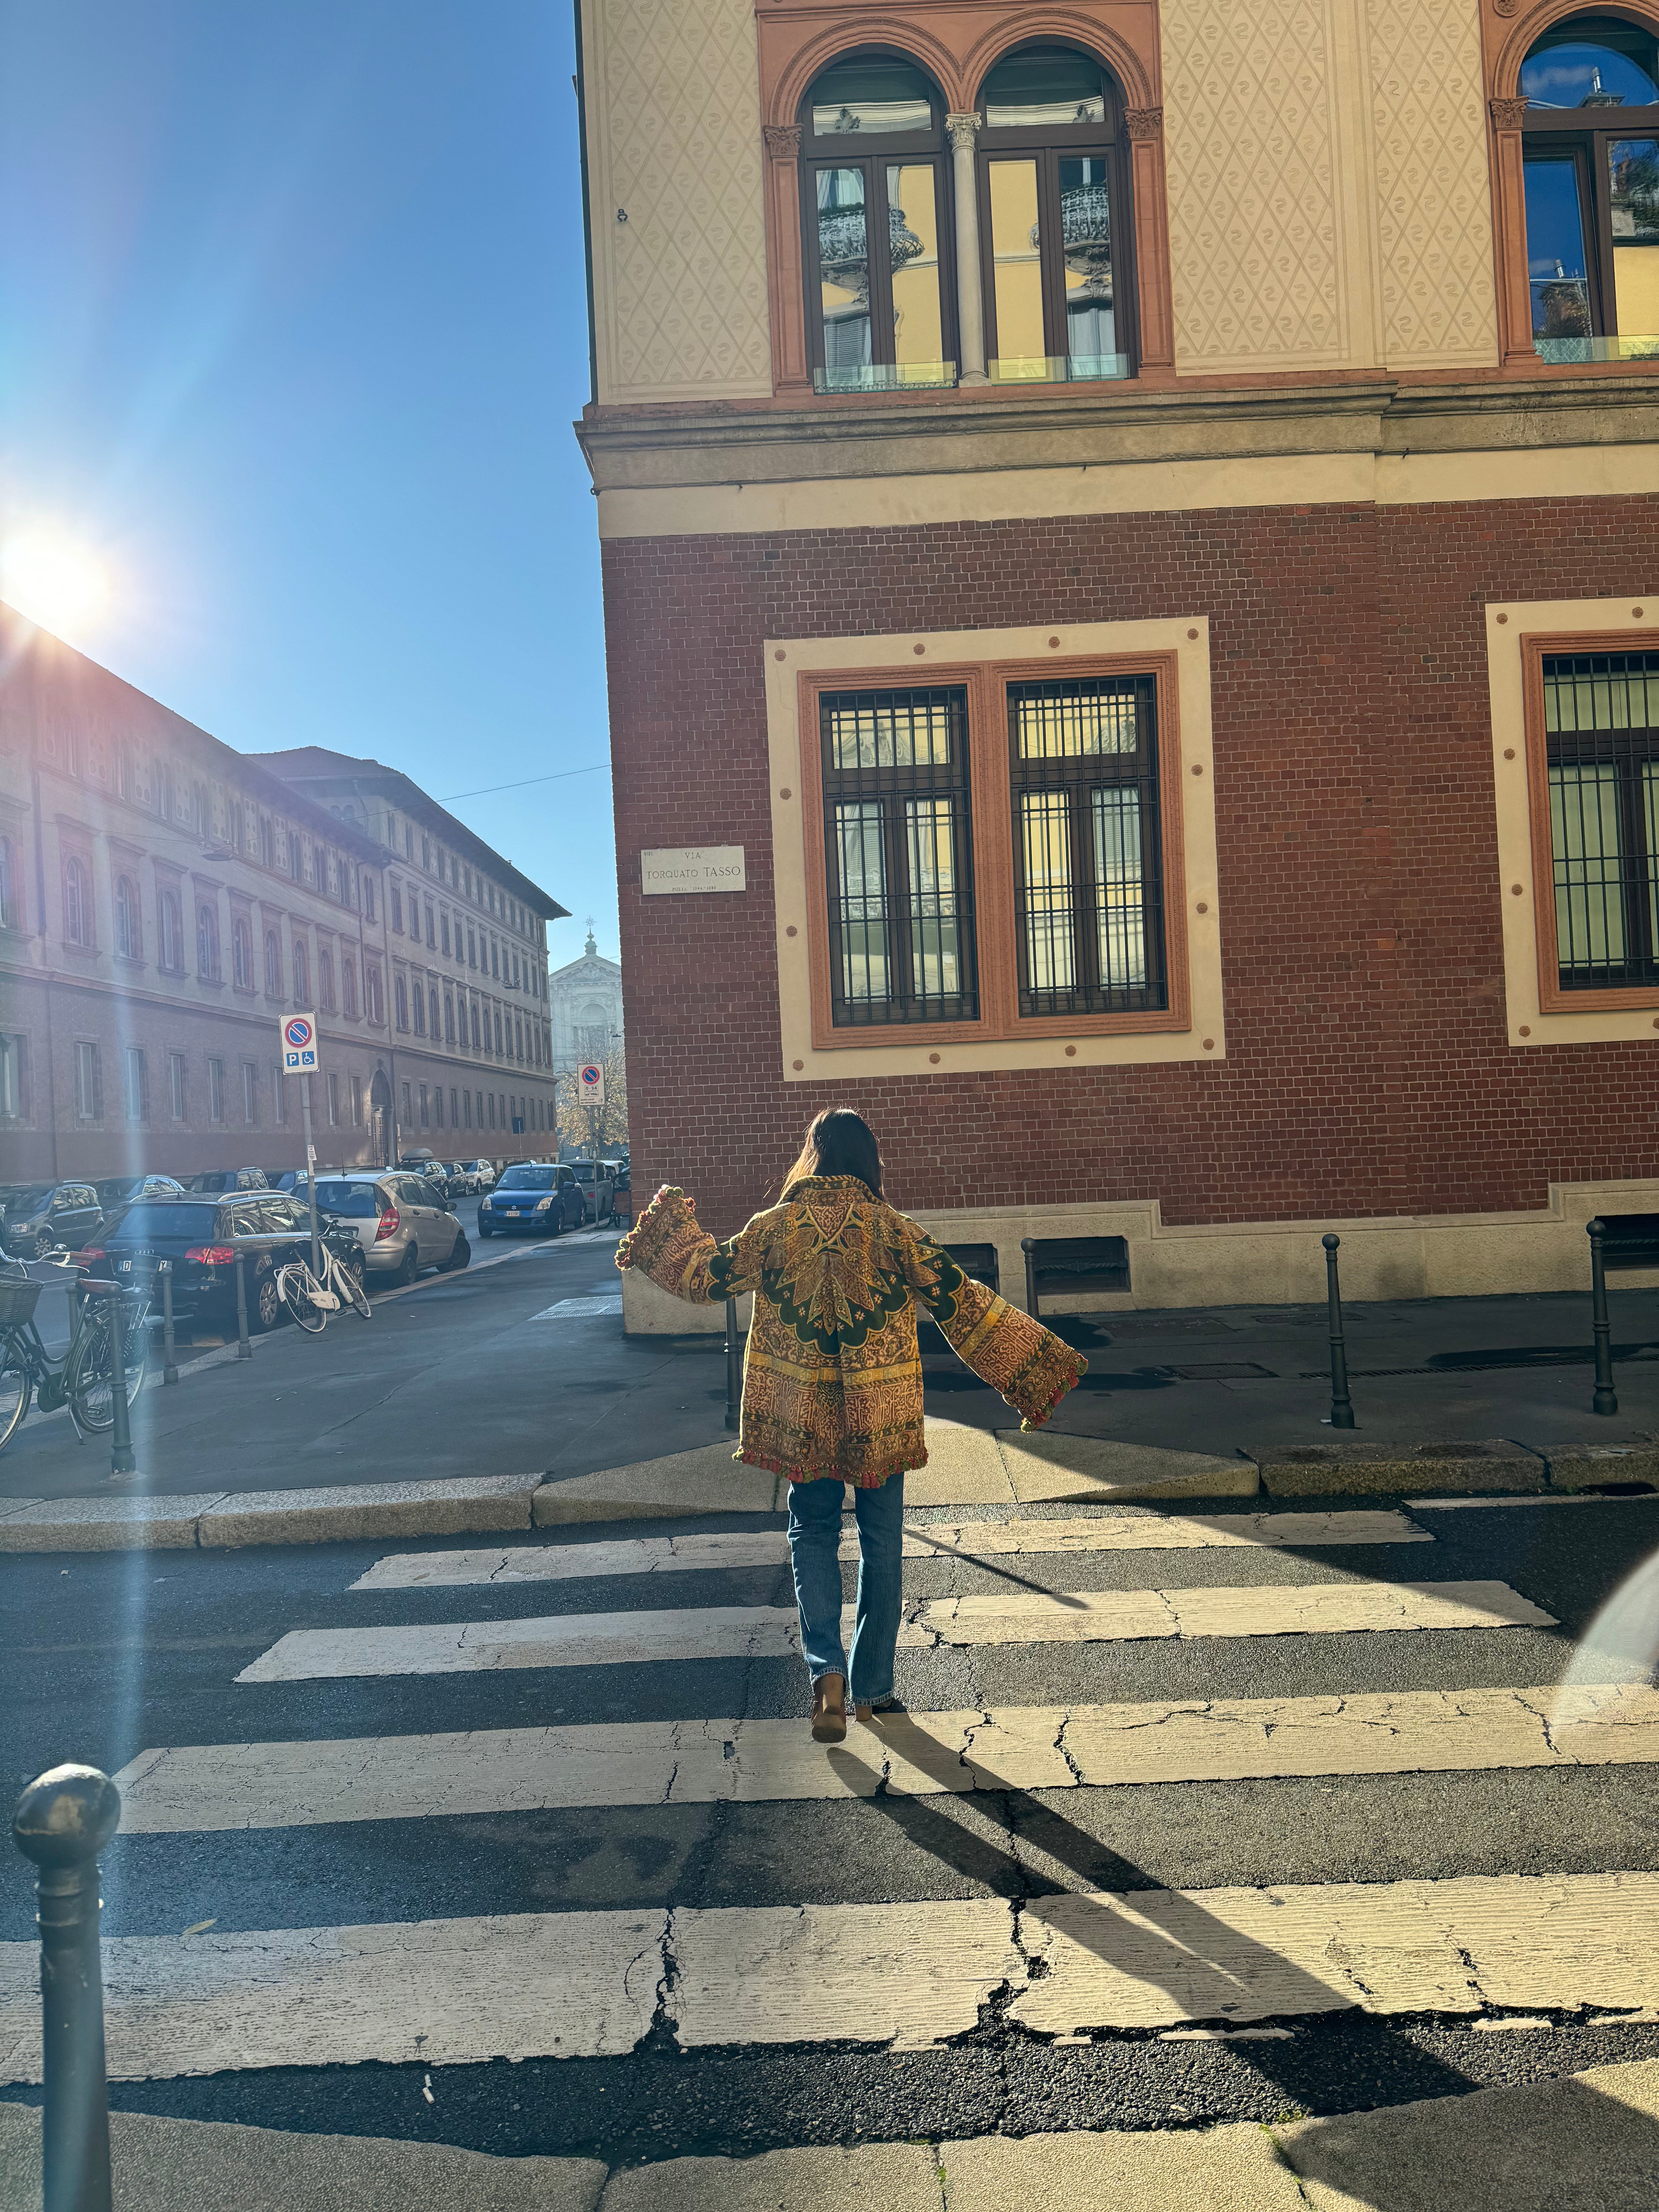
[641,846,746,895]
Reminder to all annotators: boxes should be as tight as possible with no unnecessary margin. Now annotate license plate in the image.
[117,1260,132,1273]
[504,1207,523,1215]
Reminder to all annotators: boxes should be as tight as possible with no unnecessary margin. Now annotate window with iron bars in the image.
[1544,651,1659,988]
[1008,673,1166,1017]
[819,687,977,1026]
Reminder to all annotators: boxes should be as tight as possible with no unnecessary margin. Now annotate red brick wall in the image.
[603,493,1659,1237]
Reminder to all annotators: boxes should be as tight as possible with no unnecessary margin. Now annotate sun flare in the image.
[0,526,112,639]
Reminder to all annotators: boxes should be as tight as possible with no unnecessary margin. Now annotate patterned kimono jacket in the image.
[616,1175,1087,1487]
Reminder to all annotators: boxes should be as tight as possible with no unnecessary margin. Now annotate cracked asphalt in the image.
[5,1455,1659,2160]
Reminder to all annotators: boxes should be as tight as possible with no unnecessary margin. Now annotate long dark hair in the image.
[782,1108,883,1198]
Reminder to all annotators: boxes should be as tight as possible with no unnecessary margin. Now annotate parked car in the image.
[441,1161,480,1197]
[79,1191,354,1333]
[304,1171,469,1285]
[94,1175,188,1219]
[0,1181,107,1258]
[185,1167,269,1194]
[568,1162,615,1224]
[459,1159,496,1189]
[476,1162,586,1237]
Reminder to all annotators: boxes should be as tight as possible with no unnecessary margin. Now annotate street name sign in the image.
[641,846,745,895]
[282,1012,320,1073]
[579,1062,606,1107]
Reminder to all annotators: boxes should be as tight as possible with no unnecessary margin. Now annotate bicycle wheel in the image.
[0,1331,33,1453]
[278,1263,327,1333]
[340,1254,371,1320]
[69,1310,147,1434]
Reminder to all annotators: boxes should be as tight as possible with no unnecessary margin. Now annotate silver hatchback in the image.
[302,1172,470,1285]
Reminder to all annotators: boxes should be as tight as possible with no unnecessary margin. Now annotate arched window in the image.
[319,947,335,1010]
[366,964,383,1024]
[800,55,955,392]
[159,888,182,972]
[115,875,140,960]
[343,957,358,1018]
[293,936,310,1005]
[232,915,253,991]
[63,857,91,947]
[264,929,282,998]
[1519,14,1659,356]
[977,45,1129,382]
[395,973,409,1030]
[429,984,441,1037]
[197,901,220,979]
[413,979,428,1035]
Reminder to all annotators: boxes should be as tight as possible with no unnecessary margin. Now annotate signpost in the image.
[579,1062,605,1170]
[282,1013,322,1273]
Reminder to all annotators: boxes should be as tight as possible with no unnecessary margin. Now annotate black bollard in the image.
[12,1765,122,2212]
[1322,1233,1355,1429]
[1589,1218,1619,1417]
[1021,1237,1039,1321]
[724,1296,740,1433]
[158,1261,178,1386]
[233,1251,251,1362]
[104,1290,135,1480]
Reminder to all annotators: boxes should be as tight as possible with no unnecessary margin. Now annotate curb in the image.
[3,1429,1656,1555]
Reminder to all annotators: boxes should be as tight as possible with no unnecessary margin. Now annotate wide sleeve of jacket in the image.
[615,1185,776,1305]
[897,1219,1087,1430]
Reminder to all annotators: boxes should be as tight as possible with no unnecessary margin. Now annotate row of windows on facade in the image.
[390,974,548,1065]
[796,21,1659,390]
[369,805,537,941]
[62,732,370,915]
[400,1081,552,1138]
[386,880,544,998]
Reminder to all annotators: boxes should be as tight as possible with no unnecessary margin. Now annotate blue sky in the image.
[0,0,614,967]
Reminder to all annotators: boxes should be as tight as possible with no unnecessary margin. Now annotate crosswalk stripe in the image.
[235,1579,1553,1682]
[349,1509,1432,1591]
[4,1873,1653,2081]
[111,1681,1659,1832]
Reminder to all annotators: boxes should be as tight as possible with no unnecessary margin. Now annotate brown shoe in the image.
[811,1672,847,1743]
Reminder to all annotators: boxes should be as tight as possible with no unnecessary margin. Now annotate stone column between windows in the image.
[945,113,987,386]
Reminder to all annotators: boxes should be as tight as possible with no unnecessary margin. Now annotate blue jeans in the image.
[786,1474,906,1704]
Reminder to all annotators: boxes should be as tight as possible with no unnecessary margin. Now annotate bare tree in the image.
[555,1047,629,1156]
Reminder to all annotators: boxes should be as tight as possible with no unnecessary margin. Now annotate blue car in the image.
[476,1162,585,1238]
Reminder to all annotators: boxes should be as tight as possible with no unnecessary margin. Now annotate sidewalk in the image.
[4,2057,1658,2208]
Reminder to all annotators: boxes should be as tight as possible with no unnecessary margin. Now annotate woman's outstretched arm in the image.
[901,1228,1086,1429]
[615,1185,772,1304]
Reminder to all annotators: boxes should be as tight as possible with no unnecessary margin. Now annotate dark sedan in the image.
[81,1192,353,1334]
[476,1163,585,1237]
[95,1174,188,1218]
[1,1181,106,1258]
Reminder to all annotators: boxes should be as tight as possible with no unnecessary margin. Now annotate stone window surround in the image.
[765,616,1223,1081]
[1488,592,1659,1044]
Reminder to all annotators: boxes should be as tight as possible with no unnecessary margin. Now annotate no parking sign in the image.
[579,1061,605,1107]
[281,1012,320,1073]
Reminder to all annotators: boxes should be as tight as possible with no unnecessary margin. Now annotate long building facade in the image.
[579,0,1659,1326]
[0,610,561,1183]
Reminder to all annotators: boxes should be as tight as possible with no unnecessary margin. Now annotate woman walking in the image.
[615,1109,1086,1743]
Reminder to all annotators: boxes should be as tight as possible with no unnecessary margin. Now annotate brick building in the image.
[578,1,1659,1327]
[0,610,561,1183]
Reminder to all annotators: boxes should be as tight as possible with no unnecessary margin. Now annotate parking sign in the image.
[282,1012,320,1073]
[579,1061,605,1108]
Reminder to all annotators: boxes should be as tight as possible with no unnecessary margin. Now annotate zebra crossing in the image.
[3,1483,1659,2096]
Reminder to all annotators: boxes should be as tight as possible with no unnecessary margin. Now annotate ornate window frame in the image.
[766,617,1222,1080]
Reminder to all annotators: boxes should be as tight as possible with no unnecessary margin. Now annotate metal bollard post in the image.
[12,1765,122,2212]
[158,1261,178,1385]
[1021,1237,1039,1321]
[233,1251,251,1361]
[724,1296,741,1433]
[104,1290,135,1480]
[1322,1233,1355,1429]
[1589,1218,1619,1417]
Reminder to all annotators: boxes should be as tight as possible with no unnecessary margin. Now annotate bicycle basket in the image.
[0,1276,41,1328]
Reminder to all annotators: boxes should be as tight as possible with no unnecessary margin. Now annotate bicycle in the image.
[0,1256,150,1454]
[275,1231,372,1334]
